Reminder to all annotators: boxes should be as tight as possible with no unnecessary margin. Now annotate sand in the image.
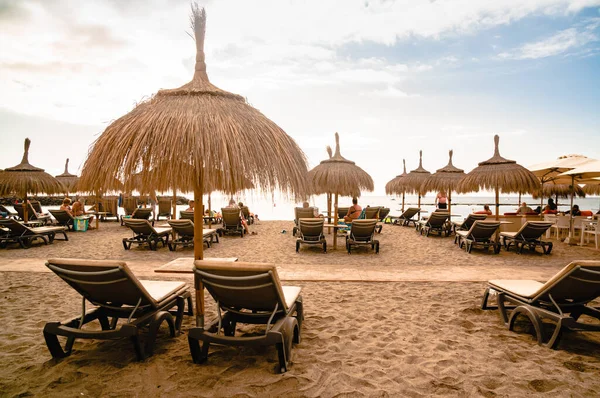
[1,219,600,396]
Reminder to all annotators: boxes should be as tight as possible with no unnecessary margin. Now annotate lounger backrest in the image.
[295,208,315,224]
[194,260,288,312]
[468,221,500,240]
[378,208,390,221]
[241,206,251,220]
[168,219,195,237]
[364,207,381,219]
[350,219,377,240]
[46,258,157,308]
[299,218,324,240]
[0,218,35,236]
[158,199,171,214]
[49,209,73,224]
[221,208,242,228]
[132,207,152,220]
[30,201,43,213]
[401,207,420,219]
[462,214,487,230]
[13,203,40,220]
[180,210,195,220]
[0,204,11,214]
[427,212,449,227]
[532,261,600,303]
[123,197,137,215]
[337,207,350,219]
[515,221,553,239]
[123,219,154,235]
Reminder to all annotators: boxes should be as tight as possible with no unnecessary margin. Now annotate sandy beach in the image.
[1,219,600,397]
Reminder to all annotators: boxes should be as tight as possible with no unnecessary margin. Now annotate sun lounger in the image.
[391,207,421,227]
[293,207,316,236]
[376,207,390,232]
[500,221,554,255]
[296,218,326,253]
[167,219,219,251]
[452,214,487,234]
[0,218,68,248]
[417,211,451,237]
[346,219,379,254]
[455,221,501,254]
[220,208,245,237]
[180,210,195,220]
[241,206,254,225]
[120,207,153,226]
[156,198,172,221]
[43,258,191,360]
[481,260,600,348]
[0,204,18,219]
[337,207,350,220]
[188,260,303,373]
[13,202,51,224]
[122,219,171,250]
[49,209,75,231]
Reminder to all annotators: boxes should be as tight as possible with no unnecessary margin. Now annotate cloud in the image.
[498,18,600,59]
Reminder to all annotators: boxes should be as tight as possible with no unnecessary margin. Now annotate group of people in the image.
[60,198,95,221]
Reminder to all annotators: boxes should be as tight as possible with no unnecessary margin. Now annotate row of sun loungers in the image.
[295,218,380,254]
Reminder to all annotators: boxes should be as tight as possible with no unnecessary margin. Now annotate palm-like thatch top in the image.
[583,182,600,195]
[402,150,431,195]
[532,182,586,199]
[420,150,465,193]
[456,135,539,194]
[385,159,408,195]
[55,158,79,192]
[307,133,374,197]
[78,5,308,198]
[0,138,65,197]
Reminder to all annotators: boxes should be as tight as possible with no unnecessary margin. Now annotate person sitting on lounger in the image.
[185,200,195,212]
[60,198,73,216]
[474,204,492,215]
[516,202,533,215]
[344,197,362,223]
[72,199,95,224]
[302,201,323,218]
[228,199,250,234]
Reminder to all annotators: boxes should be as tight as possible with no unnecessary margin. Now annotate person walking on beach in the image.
[435,191,448,210]
[344,197,362,222]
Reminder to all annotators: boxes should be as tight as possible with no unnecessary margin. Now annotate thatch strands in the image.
[403,150,431,195]
[77,5,308,326]
[583,181,600,195]
[385,159,409,212]
[532,182,586,200]
[420,150,465,213]
[55,158,79,193]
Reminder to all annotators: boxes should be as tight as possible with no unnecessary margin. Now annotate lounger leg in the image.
[173,296,186,332]
[274,333,289,373]
[145,311,176,357]
[508,306,544,345]
[481,287,493,310]
[497,293,510,325]
[122,239,131,250]
[545,319,564,349]
[295,241,300,253]
[323,241,327,253]
[43,323,73,358]
[187,334,209,364]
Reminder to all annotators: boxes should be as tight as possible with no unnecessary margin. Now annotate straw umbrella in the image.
[307,132,374,249]
[55,158,79,196]
[77,6,308,326]
[420,150,465,214]
[385,159,409,213]
[456,135,539,220]
[0,138,66,221]
[402,150,431,216]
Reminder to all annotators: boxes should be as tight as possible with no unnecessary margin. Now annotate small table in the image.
[155,257,239,274]
[90,212,108,229]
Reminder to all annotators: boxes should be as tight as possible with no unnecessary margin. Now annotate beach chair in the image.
[180,210,195,220]
[13,202,51,224]
[417,211,451,237]
[452,214,487,234]
[481,260,600,349]
[346,219,379,254]
[29,200,43,213]
[392,207,421,227]
[500,221,553,255]
[167,219,219,251]
[377,207,390,224]
[241,206,254,225]
[454,221,501,254]
[293,207,316,236]
[99,197,119,221]
[337,207,350,220]
[0,218,68,249]
[49,209,75,231]
[122,219,171,250]
[220,208,245,237]
[188,260,303,373]
[364,206,382,220]
[120,207,153,226]
[122,197,138,217]
[156,198,172,221]
[0,204,18,219]
[43,258,191,360]
[296,218,326,253]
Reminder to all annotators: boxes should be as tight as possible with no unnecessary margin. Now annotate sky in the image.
[1,0,599,196]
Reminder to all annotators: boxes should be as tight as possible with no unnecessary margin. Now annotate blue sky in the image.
[0,0,599,195]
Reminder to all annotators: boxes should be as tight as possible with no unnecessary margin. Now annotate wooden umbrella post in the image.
[327,192,332,233]
[333,193,339,249]
[447,189,452,215]
[208,193,212,228]
[495,187,499,221]
[401,192,405,213]
[23,193,28,223]
[193,174,205,327]
[564,175,576,245]
[172,191,177,220]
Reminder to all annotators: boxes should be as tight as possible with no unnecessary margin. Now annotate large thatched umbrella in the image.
[385,159,409,213]
[77,6,308,325]
[532,182,585,200]
[307,132,374,249]
[0,138,65,221]
[457,135,539,220]
[55,158,79,196]
[420,150,465,214]
[402,150,431,216]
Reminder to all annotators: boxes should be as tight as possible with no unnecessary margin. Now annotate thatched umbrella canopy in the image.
[456,135,539,219]
[307,132,374,249]
[420,150,465,214]
[532,182,585,200]
[385,159,409,212]
[583,179,600,196]
[402,150,431,214]
[55,158,79,195]
[0,138,66,221]
[77,5,308,325]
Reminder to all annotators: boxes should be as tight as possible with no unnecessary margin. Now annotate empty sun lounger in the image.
[122,219,171,250]
[188,260,303,373]
[451,214,487,234]
[0,219,68,249]
[481,260,600,349]
[167,219,219,251]
[296,218,326,253]
[455,221,501,254]
[346,219,379,254]
[392,207,421,227]
[417,211,450,237]
[120,207,153,226]
[179,210,195,220]
[500,221,554,255]
[156,198,172,221]
[43,258,191,360]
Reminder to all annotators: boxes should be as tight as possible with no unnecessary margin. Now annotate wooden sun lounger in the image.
[296,218,326,253]
[0,219,68,248]
[500,221,554,255]
[122,219,171,250]
[167,219,219,251]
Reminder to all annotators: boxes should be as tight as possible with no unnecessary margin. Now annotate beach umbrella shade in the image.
[532,181,586,200]
[456,135,539,220]
[55,158,79,195]
[583,178,600,195]
[307,132,374,249]
[0,138,66,221]
[385,159,409,213]
[77,6,309,326]
[402,150,431,215]
[420,150,465,214]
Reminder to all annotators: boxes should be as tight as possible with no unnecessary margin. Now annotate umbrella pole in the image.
[402,192,405,213]
[327,193,332,233]
[23,192,28,223]
[208,193,212,228]
[333,193,339,250]
[172,191,177,220]
[495,187,499,221]
[193,178,205,327]
[565,176,576,245]
[448,190,452,214]
[417,194,421,219]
